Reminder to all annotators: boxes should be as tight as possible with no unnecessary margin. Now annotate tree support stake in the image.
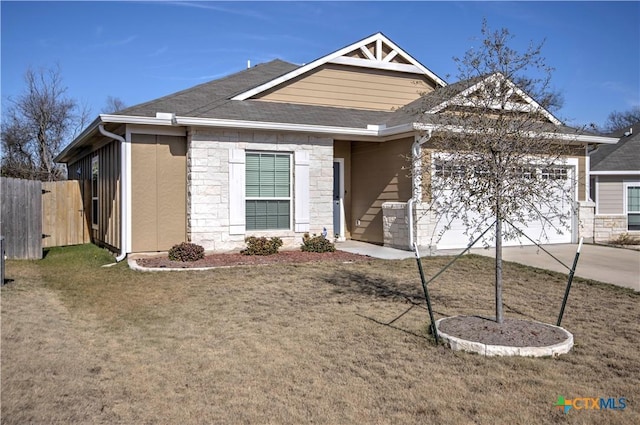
[557,238,583,327]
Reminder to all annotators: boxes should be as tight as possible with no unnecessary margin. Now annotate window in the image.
[245,152,291,230]
[541,167,567,180]
[91,156,99,229]
[435,161,466,178]
[628,186,640,231]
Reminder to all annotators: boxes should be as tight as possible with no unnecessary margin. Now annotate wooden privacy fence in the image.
[42,180,91,249]
[0,177,91,259]
[1,177,42,259]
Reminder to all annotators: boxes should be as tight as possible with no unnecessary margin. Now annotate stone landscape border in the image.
[435,317,574,357]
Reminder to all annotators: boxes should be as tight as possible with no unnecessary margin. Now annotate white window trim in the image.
[294,151,310,233]
[245,151,293,231]
[229,149,246,235]
[623,181,640,231]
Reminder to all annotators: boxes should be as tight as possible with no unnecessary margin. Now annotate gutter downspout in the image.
[407,129,433,250]
[98,125,128,262]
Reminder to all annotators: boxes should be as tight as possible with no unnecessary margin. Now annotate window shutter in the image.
[229,149,245,235]
[294,151,310,232]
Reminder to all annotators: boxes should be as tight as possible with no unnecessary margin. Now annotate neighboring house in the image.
[55,33,617,257]
[589,122,640,242]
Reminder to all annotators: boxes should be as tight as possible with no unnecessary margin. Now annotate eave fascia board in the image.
[412,122,619,144]
[232,33,446,101]
[176,116,389,137]
[590,170,640,176]
[100,113,176,126]
[105,114,386,137]
[55,114,177,163]
[378,35,447,87]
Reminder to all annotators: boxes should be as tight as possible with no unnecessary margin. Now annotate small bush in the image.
[168,242,205,262]
[609,233,640,246]
[301,233,336,253]
[241,236,283,256]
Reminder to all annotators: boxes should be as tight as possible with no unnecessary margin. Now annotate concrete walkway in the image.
[337,240,640,291]
[336,240,416,260]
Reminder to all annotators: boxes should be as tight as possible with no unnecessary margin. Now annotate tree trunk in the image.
[495,217,504,324]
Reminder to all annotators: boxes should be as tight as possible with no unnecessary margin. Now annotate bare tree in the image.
[101,96,127,114]
[601,106,640,133]
[413,21,576,324]
[1,66,89,181]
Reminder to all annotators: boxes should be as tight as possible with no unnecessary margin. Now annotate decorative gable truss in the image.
[427,73,562,125]
[232,32,447,101]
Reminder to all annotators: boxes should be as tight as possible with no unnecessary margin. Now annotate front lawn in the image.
[1,244,638,424]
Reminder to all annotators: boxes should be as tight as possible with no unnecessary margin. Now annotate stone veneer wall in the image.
[413,203,438,255]
[381,202,410,250]
[594,215,629,243]
[187,129,333,252]
[577,201,595,243]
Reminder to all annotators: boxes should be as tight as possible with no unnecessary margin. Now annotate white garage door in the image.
[432,166,576,250]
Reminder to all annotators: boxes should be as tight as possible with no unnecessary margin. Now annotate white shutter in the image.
[229,149,245,235]
[294,151,310,232]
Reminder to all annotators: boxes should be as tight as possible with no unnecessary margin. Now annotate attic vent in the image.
[624,127,633,137]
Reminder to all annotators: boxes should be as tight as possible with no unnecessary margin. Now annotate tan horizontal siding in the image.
[578,155,586,202]
[598,176,623,214]
[255,64,434,111]
[350,137,413,244]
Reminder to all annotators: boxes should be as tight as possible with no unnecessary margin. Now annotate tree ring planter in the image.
[435,316,573,357]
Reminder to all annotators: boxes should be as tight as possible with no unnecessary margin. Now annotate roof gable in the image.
[232,32,446,101]
[425,73,562,126]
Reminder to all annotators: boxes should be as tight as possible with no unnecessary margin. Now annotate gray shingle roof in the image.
[118,59,300,117]
[590,122,640,171]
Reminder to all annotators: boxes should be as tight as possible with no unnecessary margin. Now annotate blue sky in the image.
[1,1,638,128]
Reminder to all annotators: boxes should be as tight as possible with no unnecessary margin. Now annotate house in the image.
[589,122,640,242]
[55,33,617,258]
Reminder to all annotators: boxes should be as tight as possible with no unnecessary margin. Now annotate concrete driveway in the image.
[337,240,639,291]
[470,244,640,292]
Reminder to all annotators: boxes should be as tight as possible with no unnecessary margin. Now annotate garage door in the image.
[432,166,575,250]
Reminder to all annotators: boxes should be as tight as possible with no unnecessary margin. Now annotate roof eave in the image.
[413,122,619,144]
[590,170,640,175]
[55,116,102,163]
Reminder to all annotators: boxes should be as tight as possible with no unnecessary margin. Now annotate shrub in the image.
[301,233,336,253]
[241,236,283,256]
[168,242,205,262]
[609,233,640,246]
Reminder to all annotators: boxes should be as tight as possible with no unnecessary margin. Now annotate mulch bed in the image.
[437,315,568,347]
[134,250,370,269]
